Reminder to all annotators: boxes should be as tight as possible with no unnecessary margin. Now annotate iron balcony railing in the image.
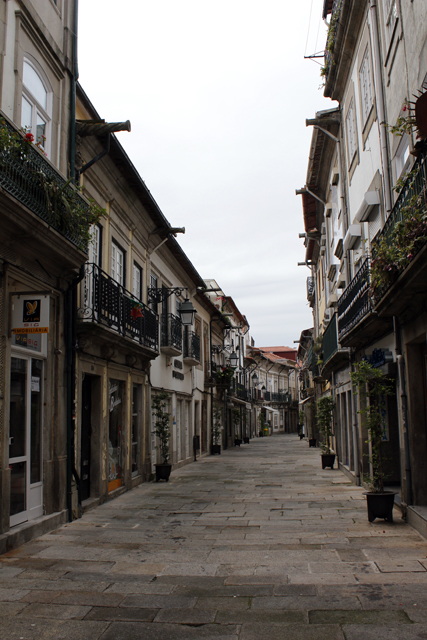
[0,114,90,251]
[161,313,182,352]
[307,276,315,301]
[272,392,292,403]
[79,263,159,351]
[234,382,251,402]
[183,328,201,362]
[322,312,338,366]
[337,258,371,340]
[372,148,427,300]
[323,0,343,79]
[264,391,271,402]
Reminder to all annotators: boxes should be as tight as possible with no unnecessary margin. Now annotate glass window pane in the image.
[30,359,42,484]
[10,461,26,516]
[10,357,27,459]
[36,115,46,148]
[23,62,47,110]
[21,96,32,132]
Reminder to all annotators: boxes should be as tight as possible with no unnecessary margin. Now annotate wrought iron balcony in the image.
[371,149,427,302]
[183,328,201,365]
[321,312,349,376]
[161,313,182,355]
[0,114,90,251]
[272,392,291,404]
[322,312,337,366]
[337,258,372,341]
[307,276,315,303]
[78,263,159,352]
[234,382,250,402]
[323,0,343,81]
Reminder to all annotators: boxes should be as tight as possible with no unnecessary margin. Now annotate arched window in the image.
[21,59,52,156]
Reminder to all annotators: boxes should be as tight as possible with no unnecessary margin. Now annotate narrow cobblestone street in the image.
[1,434,427,639]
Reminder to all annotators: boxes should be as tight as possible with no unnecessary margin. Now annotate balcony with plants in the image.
[320,0,343,85]
[0,114,102,254]
[78,263,159,354]
[370,147,427,318]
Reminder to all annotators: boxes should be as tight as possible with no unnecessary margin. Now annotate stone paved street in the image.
[1,434,427,639]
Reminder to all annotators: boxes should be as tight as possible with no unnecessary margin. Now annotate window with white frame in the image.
[394,136,410,180]
[21,60,52,156]
[132,262,142,300]
[111,241,125,287]
[382,0,398,49]
[88,224,102,266]
[359,46,374,127]
[345,99,357,164]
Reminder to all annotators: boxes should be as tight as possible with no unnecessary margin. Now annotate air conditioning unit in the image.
[343,225,362,252]
[353,190,381,224]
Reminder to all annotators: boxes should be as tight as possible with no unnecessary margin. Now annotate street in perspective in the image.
[2,2,427,640]
[1,434,427,640]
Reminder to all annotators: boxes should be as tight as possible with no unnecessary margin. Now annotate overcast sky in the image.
[78,1,329,348]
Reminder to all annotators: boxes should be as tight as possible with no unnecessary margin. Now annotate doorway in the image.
[80,375,92,501]
[9,355,43,527]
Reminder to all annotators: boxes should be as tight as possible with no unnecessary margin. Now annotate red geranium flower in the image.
[25,132,34,142]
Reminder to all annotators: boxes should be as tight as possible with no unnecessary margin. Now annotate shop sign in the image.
[11,294,50,334]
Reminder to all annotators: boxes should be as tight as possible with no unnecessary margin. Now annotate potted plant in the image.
[351,361,395,522]
[215,366,235,389]
[152,391,172,482]
[232,408,242,446]
[316,395,336,469]
[212,404,222,454]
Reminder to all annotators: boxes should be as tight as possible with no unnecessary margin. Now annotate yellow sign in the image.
[12,327,49,334]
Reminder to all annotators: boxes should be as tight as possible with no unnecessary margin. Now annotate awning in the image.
[262,406,280,413]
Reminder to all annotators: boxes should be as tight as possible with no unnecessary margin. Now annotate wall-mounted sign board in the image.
[11,294,50,334]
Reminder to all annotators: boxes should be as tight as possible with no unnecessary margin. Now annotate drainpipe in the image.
[369,0,392,215]
[69,0,78,183]
[66,265,85,521]
[394,316,412,516]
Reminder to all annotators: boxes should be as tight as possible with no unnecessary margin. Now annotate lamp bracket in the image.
[147,287,187,305]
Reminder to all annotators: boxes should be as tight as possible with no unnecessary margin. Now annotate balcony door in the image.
[9,355,43,527]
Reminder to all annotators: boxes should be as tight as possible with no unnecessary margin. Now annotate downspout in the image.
[394,316,412,516]
[369,0,392,215]
[69,0,78,183]
[66,264,85,521]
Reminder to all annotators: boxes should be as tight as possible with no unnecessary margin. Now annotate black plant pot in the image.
[155,464,172,482]
[299,434,304,440]
[234,438,242,447]
[243,436,250,444]
[259,431,264,437]
[211,444,221,455]
[364,491,395,522]
[309,438,317,447]
[321,453,336,469]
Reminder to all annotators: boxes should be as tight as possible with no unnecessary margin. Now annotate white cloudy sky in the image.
[78,1,329,347]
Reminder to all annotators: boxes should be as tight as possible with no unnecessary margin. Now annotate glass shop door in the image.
[9,355,43,527]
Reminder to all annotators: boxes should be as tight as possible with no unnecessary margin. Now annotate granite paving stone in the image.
[1,434,427,639]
